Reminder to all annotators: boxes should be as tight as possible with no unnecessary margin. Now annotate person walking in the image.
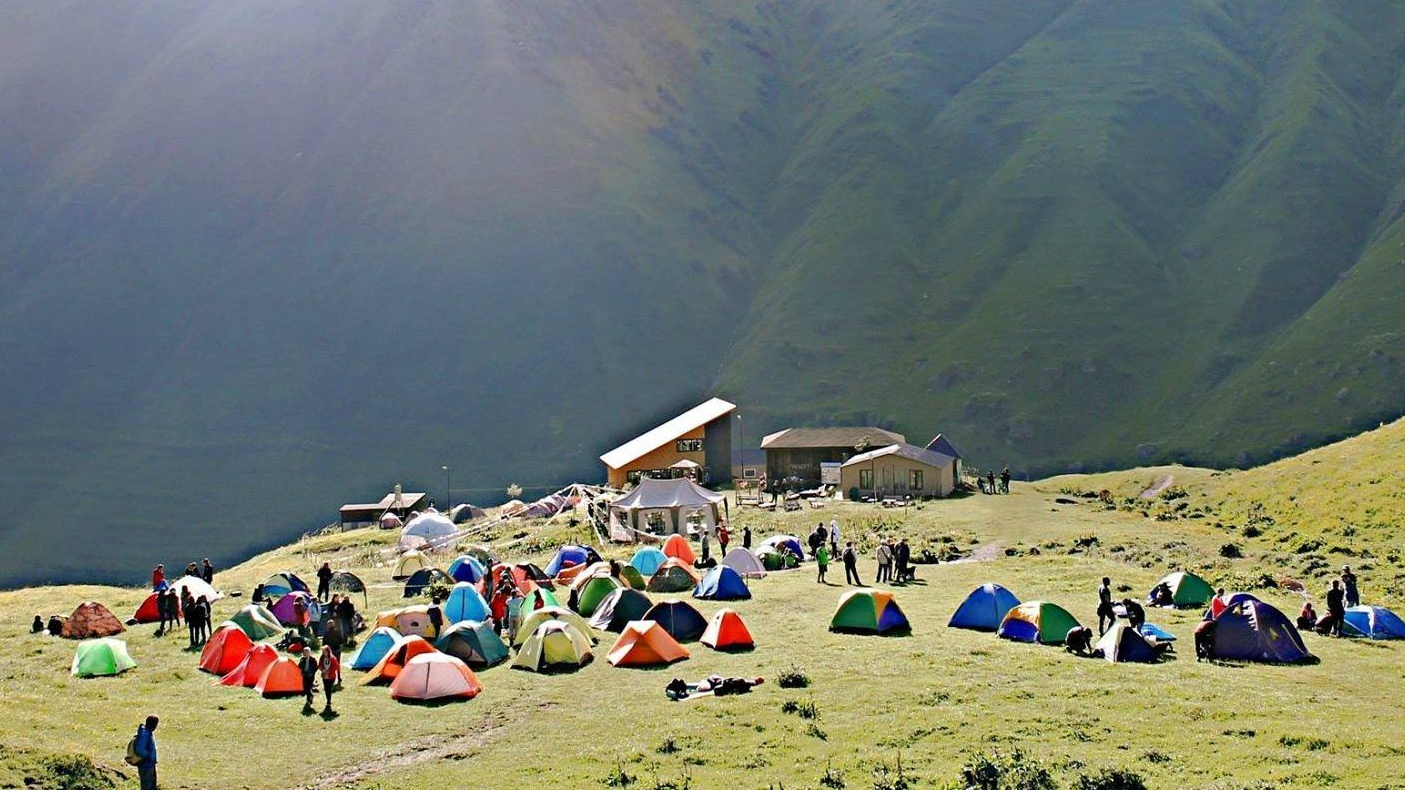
[298,647,319,709]
[895,539,911,583]
[815,542,830,584]
[427,595,444,640]
[1326,580,1346,636]
[318,645,340,713]
[130,715,159,790]
[717,524,730,557]
[742,525,752,551]
[875,540,892,583]
[1097,577,1116,634]
[201,558,215,585]
[1000,468,1011,494]
[151,565,166,591]
[323,617,345,660]
[829,518,841,557]
[842,542,861,586]
[1341,566,1359,608]
[316,562,333,601]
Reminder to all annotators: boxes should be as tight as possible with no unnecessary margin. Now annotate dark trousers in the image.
[139,765,157,790]
[304,677,316,706]
[1329,608,1344,635]
[845,563,860,586]
[323,682,335,709]
[317,581,330,600]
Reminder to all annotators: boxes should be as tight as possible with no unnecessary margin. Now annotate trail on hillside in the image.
[1138,475,1175,500]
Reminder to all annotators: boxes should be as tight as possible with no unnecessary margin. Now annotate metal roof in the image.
[760,426,904,450]
[925,433,965,459]
[841,442,957,469]
[600,397,737,470]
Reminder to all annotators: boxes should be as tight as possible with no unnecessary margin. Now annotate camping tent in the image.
[390,653,483,701]
[693,566,751,601]
[1152,571,1216,607]
[757,550,799,571]
[262,572,308,596]
[608,620,690,667]
[364,635,438,684]
[463,544,500,567]
[609,478,725,538]
[514,607,597,646]
[830,589,910,634]
[228,605,283,640]
[1096,622,1160,663]
[997,601,1079,644]
[376,606,434,637]
[71,638,136,677]
[648,559,701,593]
[948,583,1021,631]
[1342,605,1405,640]
[436,621,509,668]
[1211,600,1310,663]
[701,608,754,650]
[1205,591,1259,620]
[132,593,168,624]
[394,551,431,580]
[400,511,457,551]
[544,545,603,578]
[444,583,491,624]
[220,644,279,687]
[511,621,594,672]
[721,548,766,579]
[520,588,561,614]
[758,535,805,561]
[449,503,487,524]
[575,576,623,617]
[403,568,452,598]
[167,575,222,603]
[255,657,305,697]
[61,602,125,639]
[589,588,654,632]
[380,512,404,529]
[349,627,402,670]
[270,592,320,626]
[642,599,708,642]
[662,534,697,565]
[328,571,367,600]
[629,547,669,576]
[199,624,254,675]
[447,555,487,584]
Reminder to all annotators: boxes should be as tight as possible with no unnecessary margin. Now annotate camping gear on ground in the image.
[390,653,483,701]
[643,599,708,642]
[544,545,603,577]
[1151,571,1215,608]
[364,635,438,684]
[1205,591,1259,620]
[608,620,690,667]
[1138,623,1178,643]
[220,644,279,687]
[255,657,305,697]
[514,607,597,646]
[377,605,434,637]
[399,511,458,551]
[693,565,751,601]
[1211,600,1311,663]
[630,547,669,576]
[199,624,254,675]
[998,601,1079,644]
[403,568,453,598]
[436,620,509,668]
[61,602,126,639]
[270,591,320,626]
[447,555,487,584]
[394,551,431,580]
[701,608,754,650]
[350,627,403,670]
[948,583,1021,631]
[71,638,136,677]
[1096,622,1161,663]
[511,620,594,672]
[589,588,654,632]
[262,572,309,597]
[757,534,805,561]
[1342,605,1405,639]
[665,675,764,701]
[520,587,561,613]
[721,547,766,579]
[443,583,491,624]
[648,559,701,593]
[229,605,284,640]
[662,534,697,565]
[574,576,623,617]
[831,589,910,634]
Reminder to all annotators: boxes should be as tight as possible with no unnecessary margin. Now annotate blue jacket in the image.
[134,725,157,766]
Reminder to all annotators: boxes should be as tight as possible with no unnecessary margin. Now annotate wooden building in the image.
[339,489,427,527]
[840,442,957,499]
[600,398,736,488]
[760,426,904,488]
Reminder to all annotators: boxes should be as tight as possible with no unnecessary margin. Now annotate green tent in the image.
[521,588,561,614]
[576,576,622,617]
[511,621,593,673]
[436,620,509,668]
[759,551,798,571]
[1156,571,1216,607]
[997,601,1081,644]
[619,565,648,590]
[71,638,137,677]
[829,589,911,634]
[228,605,283,640]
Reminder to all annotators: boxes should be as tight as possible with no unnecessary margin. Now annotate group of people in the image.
[978,467,1012,495]
[805,520,914,587]
[1095,576,1144,635]
[298,644,342,713]
[1297,565,1361,637]
[151,559,216,589]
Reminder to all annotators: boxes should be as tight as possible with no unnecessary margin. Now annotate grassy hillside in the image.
[5,0,1405,585]
[6,476,1405,789]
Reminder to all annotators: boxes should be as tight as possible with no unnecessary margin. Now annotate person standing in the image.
[318,645,340,714]
[181,591,197,648]
[1097,577,1116,634]
[896,539,911,583]
[1341,566,1359,609]
[986,471,996,495]
[298,647,319,709]
[201,558,215,585]
[323,617,345,660]
[151,565,166,591]
[700,529,711,564]
[336,596,356,644]
[842,542,861,586]
[875,540,892,583]
[829,518,841,557]
[742,525,752,551]
[1000,468,1011,494]
[1326,580,1346,636]
[427,595,444,640]
[815,543,830,584]
[717,524,730,557]
[131,715,159,790]
[316,562,333,601]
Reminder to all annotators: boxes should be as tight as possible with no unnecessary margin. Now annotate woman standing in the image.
[318,645,341,713]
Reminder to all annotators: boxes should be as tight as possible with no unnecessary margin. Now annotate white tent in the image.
[608,478,726,540]
[168,574,222,603]
[399,511,456,551]
[721,547,767,579]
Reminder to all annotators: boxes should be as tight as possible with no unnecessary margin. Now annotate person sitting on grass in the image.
[1064,626,1095,656]
[1148,582,1174,608]
[31,615,43,634]
[1297,602,1318,631]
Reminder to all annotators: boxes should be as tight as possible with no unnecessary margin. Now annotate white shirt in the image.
[829,520,841,542]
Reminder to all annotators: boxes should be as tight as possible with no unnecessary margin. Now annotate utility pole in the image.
[442,465,452,511]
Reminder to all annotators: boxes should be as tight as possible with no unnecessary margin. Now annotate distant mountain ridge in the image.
[3,0,1404,585]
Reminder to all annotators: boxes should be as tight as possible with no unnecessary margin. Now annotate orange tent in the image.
[199,624,254,675]
[607,620,690,667]
[364,635,437,684]
[701,608,754,650]
[220,644,279,687]
[662,534,696,565]
[255,657,305,697]
[390,653,483,702]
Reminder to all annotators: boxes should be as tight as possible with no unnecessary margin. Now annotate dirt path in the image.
[947,543,1003,564]
[294,717,508,789]
[1138,474,1174,500]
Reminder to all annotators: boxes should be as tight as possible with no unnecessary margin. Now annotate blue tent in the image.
[947,583,1021,631]
[447,555,486,584]
[348,627,400,670]
[1342,606,1405,639]
[630,547,668,576]
[643,599,708,642]
[693,566,751,601]
[544,545,602,577]
[444,583,491,624]
[1212,600,1310,663]
[263,571,310,597]
[1203,591,1258,620]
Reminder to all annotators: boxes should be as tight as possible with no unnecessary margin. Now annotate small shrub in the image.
[1073,768,1148,790]
[1279,735,1329,751]
[1219,543,1243,559]
[807,722,828,740]
[657,735,680,755]
[1242,525,1262,538]
[604,762,636,787]
[777,666,810,688]
[872,756,914,790]
[781,699,820,719]
[958,749,1055,790]
[820,763,846,789]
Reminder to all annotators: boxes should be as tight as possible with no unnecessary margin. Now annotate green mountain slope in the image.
[2,0,1405,585]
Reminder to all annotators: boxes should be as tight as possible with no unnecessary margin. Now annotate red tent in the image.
[199,624,254,675]
[220,644,278,687]
[255,657,305,697]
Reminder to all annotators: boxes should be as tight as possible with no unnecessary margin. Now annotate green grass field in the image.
[6,442,1405,790]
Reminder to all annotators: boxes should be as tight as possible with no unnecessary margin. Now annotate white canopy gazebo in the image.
[608,478,726,541]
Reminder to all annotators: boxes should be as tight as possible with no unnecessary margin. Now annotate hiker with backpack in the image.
[126,715,159,790]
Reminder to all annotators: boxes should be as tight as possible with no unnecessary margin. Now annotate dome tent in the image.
[948,583,1021,632]
[228,605,283,640]
[512,620,594,673]
[642,599,708,642]
[329,570,367,596]
[255,657,306,698]
[443,583,491,624]
[220,644,279,687]
[647,559,700,593]
[449,503,487,524]
[399,511,457,551]
[377,605,434,637]
[350,627,402,670]
[830,589,910,635]
[1205,591,1259,620]
[588,588,654,632]
[701,608,754,651]
[721,547,766,579]
[1096,622,1161,663]
[270,591,320,626]
[575,576,623,617]
[393,551,431,580]
[71,638,136,678]
[662,534,696,565]
[607,621,689,667]
[758,534,805,561]
[436,620,509,668]
[514,607,597,647]
[520,588,561,614]
[262,572,308,597]
[997,601,1079,645]
[379,512,403,529]
[757,550,799,571]
[1151,571,1215,608]
[364,635,438,684]
[1343,605,1405,640]
[403,568,453,598]
[629,547,669,577]
[447,555,487,584]
[693,565,751,601]
[199,624,254,675]
[1211,600,1311,663]
[61,602,125,639]
[391,653,483,702]
[544,544,603,578]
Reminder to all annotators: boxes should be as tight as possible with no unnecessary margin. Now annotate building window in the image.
[859,469,873,490]
[676,438,703,453]
[743,468,758,479]
[909,469,924,490]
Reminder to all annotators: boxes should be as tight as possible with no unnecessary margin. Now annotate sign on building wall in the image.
[820,462,842,485]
